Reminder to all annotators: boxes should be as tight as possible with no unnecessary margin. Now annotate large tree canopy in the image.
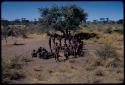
[38,5,88,31]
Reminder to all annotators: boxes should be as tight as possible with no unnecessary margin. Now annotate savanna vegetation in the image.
[1,4,124,84]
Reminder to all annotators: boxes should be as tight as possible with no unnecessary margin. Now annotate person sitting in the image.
[31,49,37,58]
[37,47,42,53]
[37,47,44,58]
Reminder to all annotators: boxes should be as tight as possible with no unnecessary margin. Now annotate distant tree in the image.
[10,19,21,25]
[15,19,21,23]
[93,20,97,23]
[100,18,104,21]
[100,18,109,23]
[34,18,37,24]
[8,27,20,44]
[110,20,116,24]
[20,18,30,24]
[106,18,109,22]
[2,27,8,44]
[2,27,17,45]
[38,5,88,32]
[1,19,9,27]
[25,20,29,23]
[1,19,9,44]
[21,18,26,21]
[38,18,43,23]
[117,19,124,24]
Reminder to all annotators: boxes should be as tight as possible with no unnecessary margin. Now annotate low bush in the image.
[2,56,25,84]
[96,42,117,60]
[104,27,112,34]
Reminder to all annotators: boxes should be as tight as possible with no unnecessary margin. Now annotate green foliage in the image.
[38,4,87,31]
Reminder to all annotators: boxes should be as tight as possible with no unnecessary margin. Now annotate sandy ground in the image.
[2,34,124,84]
[2,34,101,57]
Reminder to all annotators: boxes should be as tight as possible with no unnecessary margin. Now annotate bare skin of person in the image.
[64,44,69,60]
[54,42,60,62]
[37,47,43,58]
[49,35,52,53]
[77,41,84,56]
[32,49,37,58]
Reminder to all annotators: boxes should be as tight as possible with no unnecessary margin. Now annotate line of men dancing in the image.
[31,29,84,62]
[49,29,84,62]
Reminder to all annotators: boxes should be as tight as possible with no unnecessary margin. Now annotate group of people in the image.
[31,29,85,62]
[31,47,54,59]
[48,29,84,62]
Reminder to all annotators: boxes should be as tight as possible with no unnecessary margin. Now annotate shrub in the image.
[10,70,25,80]
[2,56,25,84]
[2,57,12,72]
[10,56,23,69]
[96,43,117,60]
[95,70,104,76]
[113,28,123,34]
[104,27,112,34]
[105,58,123,68]
[69,60,76,64]
[84,52,98,71]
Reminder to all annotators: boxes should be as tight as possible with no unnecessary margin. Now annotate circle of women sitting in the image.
[31,29,84,62]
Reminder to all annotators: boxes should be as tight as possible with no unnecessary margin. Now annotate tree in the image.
[38,5,87,32]
[100,18,104,21]
[34,18,37,24]
[2,27,8,44]
[14,19,21,23]
[1,19,9,26]
[117,19,124,24]
[1,19,9,44]
[106,18,109,22]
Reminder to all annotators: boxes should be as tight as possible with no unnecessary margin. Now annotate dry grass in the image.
[96,42,118,59]
[2,56,26,84]
[2,23,123,84]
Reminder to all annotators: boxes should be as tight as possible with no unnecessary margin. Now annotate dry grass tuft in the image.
[95,69,105,76]
[69,60,76,64]
[48,70,54,74]
[2,56,26,84]
[96,41,117,59]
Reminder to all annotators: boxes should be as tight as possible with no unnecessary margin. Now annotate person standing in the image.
[74,41,78,58]
[52,34,56,46]
[54,42,60,62]
[49,35,52,53]
[77,41,84,56]
[59,35,62,47]
[64,44,69,60]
